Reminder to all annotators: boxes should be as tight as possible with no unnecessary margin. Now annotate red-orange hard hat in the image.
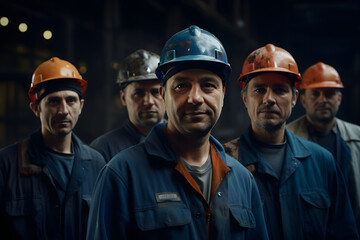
[238,43,301,88]
[299,62,343,90]
[28,57,87,102]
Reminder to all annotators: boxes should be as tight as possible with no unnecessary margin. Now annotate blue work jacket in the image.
[87,123,269,240]
[90,119,145,162]
[0,130,106,239]
[237,127,358,240]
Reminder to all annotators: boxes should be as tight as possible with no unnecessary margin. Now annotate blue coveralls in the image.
[0,130,105,239]
[90,119,145,162]
[237,127,358,239]
[87,123,269,240]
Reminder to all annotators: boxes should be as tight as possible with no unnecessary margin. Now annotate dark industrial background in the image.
[1,0,359,147]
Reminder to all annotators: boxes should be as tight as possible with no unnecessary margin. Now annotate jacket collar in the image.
[239,127,311,167]
[336,118,360,141]
[27,129,92,166]
[289,116,360,142]
[285,127,312,159]
[123,118,146,140]
[144,123,227,164]
[25,129,92,193]
[239,127,311,183]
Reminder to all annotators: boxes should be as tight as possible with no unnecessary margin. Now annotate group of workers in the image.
[0,25,359,240]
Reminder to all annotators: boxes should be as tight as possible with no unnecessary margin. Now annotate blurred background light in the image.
[43,30,52,40]
[0,17,9,26]
[18,23,28,32]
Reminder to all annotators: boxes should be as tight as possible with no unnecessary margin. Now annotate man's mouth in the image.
[259,109,279,115]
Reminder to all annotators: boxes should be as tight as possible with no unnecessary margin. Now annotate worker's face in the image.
[161,69,225,137]
[301,88,342,123]
[242,73,298,132]
[30,90,84,137]
[121,80,165,131]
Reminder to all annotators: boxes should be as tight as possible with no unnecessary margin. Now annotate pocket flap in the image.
[135,204,191,231]
[300,190,330,209]
[5,199,39,216]
[229,206,256,228]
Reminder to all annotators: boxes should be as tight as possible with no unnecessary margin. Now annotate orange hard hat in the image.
[28,57,87,102]
[238,43,301,88]
[299,62,344,90]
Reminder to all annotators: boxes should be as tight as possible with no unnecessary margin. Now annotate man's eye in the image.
[311,92,320,97]
[151,89,160,96]
[202,83,216,89]
[67,98,77,103]
[325,91,336,98]
[254,88,265,94]
[175,83,187,90]
[274,88,287,94]
[48,99,59,104]
[134,91,145,97]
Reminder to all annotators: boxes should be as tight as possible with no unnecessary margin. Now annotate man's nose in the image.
[188,85,204,105]
[318,91,328,102]
[58,100,69,115]
[143,92,155,105]
[263,88,276,105]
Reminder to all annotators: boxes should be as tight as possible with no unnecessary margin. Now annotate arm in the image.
[87,165,133,240]
[327,158,359,239]
[247,174,269,240]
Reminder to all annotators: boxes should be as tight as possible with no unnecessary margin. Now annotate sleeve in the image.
[0,152,6,232]
[247,173,269,240]
[89,139,111,163]
[0,145,16,236]
[327,155,359,239]
[86,165,133,240]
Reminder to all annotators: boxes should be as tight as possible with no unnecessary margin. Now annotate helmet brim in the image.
[299,81,344,90]
[156,56,231,82]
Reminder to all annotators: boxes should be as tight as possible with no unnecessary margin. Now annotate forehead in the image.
[43,90,79,99]
[170,68,222,82]
[128,80,161,89]
[306,87,338,92]
[249,72,292,86]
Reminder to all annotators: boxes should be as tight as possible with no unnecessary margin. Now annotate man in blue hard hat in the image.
[87,26,268,240]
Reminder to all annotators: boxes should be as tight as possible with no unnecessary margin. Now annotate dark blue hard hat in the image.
[156,25,231,83]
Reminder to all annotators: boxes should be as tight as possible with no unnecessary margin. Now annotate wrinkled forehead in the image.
[306,87,340,92]
[130,79,161,88]
[124,79,162,93]
[249,72,292,86]
[41,89,80,99]
[168,68,223,84]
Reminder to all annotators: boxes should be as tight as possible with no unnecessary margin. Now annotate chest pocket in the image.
[300,190,330,237]
[229,206,256,229]
[135,203,191,231]
[300,190,330,209]
[5,197,43,217]
[4,198,43,239]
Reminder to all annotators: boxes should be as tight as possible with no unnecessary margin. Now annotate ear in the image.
[291,89,299,108]
[159,86,165,100]
[337,91,343,103]
[120,90,126,106]
[300,93,306,108]
[79,99,85,115]
[29,102,40,117]
[241,91,247,108]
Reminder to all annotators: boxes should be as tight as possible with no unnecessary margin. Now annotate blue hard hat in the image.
[156,25,231,82]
